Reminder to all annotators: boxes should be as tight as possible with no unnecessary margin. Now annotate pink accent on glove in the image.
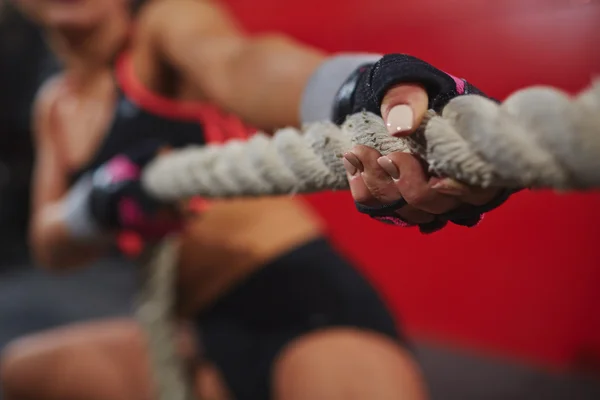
[103,156,140,182]
[443,72,466,95]
[373,215,413,227]
[118,197,182,239]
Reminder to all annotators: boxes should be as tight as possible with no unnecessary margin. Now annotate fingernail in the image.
[377,156,400,180]
[431,178,469,196]
[343,158,357,176]
[386,104,414,135]
[343,152,363,174]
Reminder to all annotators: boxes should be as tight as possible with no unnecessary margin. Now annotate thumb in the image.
[380,83,429,137]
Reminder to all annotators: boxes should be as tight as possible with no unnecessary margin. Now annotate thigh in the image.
[0,318,199,400]
[196,238,415,400]
[272,327,427,400]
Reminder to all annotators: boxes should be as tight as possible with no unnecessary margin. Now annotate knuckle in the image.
[365,172,393,190]
[402,187,428,206]
[367,182,398,204]
[403,188,459,214]
[353,192,374,205]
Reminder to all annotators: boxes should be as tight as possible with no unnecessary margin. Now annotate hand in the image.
[88,140,184,239]
[337,55,510,233]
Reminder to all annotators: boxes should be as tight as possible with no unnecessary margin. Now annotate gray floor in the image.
[414,342,600,400]
[0,261,598,400]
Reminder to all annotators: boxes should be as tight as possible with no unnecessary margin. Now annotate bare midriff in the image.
[177,197,324,314]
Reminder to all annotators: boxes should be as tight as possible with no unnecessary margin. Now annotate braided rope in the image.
[135,81,600,400]
[142,81,600,200]
[135,237,197,400]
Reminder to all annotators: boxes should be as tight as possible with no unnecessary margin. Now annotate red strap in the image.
[114,51,257,144]
[117,231,144,259]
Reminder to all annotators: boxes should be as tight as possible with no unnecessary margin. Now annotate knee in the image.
[272,328,428,400]
[0,342,21,397]
[0,335,67,399]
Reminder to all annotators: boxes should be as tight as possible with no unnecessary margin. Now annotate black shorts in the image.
[195,237,406,400]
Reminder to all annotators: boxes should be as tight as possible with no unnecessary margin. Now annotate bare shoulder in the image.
[134,0,240,40]
[32,74,67,141]
[129,0,242,90]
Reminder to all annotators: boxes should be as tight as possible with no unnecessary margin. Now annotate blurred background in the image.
[1,0,599,398]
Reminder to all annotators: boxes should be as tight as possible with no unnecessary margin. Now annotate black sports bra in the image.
[68,52,255,184]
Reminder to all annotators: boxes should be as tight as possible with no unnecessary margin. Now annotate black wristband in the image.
[332,54,494,125]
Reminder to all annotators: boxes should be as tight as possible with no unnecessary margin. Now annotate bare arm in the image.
[29,79,110,270]
[136,0,326,131]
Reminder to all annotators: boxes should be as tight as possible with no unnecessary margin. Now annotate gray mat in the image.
[414,342,600,400]
[0,259,136,346]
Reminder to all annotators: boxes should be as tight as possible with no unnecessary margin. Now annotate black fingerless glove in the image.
[333,54,490,123]
[332,54,511,233]
[88,139,182,238]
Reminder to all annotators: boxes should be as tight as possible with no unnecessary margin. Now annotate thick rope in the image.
[135,81,600,400]
[135,237,197,400]
[142,81,600,200]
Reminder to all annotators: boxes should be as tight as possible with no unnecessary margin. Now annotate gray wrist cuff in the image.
[60,175,109,243]
[300,53,382,125]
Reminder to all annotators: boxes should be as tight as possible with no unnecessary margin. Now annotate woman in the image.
[0,0,507,399]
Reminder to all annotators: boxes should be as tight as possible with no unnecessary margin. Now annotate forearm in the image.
[30,178,113,270]
[30,211,109,270]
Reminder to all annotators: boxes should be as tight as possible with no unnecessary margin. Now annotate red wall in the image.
[223,0,600,370]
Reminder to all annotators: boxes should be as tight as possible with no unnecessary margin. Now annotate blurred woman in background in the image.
[0,1,55,268]
[0,0,506,399]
